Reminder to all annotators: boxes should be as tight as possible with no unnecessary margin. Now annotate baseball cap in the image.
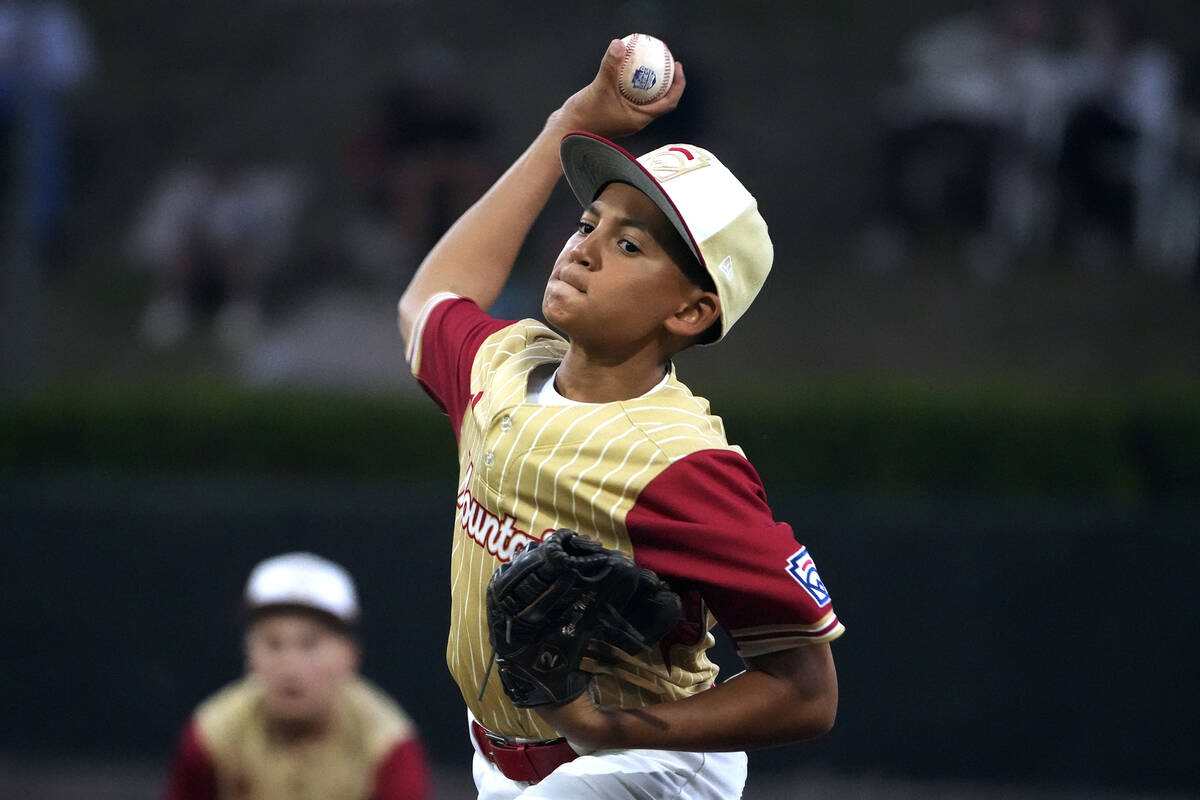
[559,132,773,341]
[243,552,359,628]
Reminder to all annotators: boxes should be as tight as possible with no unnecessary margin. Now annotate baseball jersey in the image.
[409,293,844,741]
[164,676,430,800]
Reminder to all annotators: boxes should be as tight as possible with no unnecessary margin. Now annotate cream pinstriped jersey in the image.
[409,294,844,741]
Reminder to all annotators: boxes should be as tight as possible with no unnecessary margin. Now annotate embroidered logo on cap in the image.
[645,146,711,181]
[717,256,734,280]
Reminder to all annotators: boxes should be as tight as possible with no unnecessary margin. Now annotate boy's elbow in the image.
[810,691,838,738]
[397,291,423,346]
[786,689,837,742]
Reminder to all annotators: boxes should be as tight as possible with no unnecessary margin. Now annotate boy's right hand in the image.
[551,38,686,140]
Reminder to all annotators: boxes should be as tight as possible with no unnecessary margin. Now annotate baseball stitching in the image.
[654,38,673,103]
[619,34,639,103]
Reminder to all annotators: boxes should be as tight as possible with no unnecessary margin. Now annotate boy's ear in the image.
[666,291,721,338]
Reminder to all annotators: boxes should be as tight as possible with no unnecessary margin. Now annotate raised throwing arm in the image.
[397,39,686,348]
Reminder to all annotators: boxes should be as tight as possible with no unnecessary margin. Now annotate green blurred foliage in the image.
[3,381,1198,502]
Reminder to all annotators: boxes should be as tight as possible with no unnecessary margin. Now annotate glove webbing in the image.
[478,554,630,701]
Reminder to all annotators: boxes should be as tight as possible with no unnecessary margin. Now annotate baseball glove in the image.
[484,528,681,708]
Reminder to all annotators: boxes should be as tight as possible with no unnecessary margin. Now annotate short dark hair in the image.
[676,247,715,294]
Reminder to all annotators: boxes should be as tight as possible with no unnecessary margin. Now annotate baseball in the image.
[617,33,674,105]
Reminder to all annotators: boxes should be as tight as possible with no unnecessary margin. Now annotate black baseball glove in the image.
[484,528,682,708]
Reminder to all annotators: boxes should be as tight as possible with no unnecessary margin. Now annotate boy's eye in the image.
[618,239,641,255]
[577,221,595,235]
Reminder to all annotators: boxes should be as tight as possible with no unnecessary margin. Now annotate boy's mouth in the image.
[555,271,588,294]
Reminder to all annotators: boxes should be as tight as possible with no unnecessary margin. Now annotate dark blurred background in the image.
[1,1,1198,798]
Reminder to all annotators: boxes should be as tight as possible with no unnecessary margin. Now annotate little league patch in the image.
[787,547,831,607]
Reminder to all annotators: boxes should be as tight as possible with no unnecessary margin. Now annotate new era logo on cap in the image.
[560,133,773,340]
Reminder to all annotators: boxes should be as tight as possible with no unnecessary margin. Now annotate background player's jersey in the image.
[164,676,429,800]
[410,295,844,741]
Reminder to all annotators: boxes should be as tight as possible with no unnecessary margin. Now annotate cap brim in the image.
[242,602,359,636]
[559,132,704,269]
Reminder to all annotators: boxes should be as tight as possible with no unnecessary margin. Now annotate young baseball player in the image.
[164,552,431,800]
[398,38,844,799]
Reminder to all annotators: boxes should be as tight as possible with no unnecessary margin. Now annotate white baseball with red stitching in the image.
[617,33,674,105]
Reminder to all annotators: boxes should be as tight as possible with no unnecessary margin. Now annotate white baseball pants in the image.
[470,733,748,799]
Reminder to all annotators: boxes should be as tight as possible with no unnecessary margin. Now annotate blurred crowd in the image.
[3,1,1197,390]
[124,43,501,376]
[117,40,710,381]
[0,0,90,262]
[863,0,1200,284]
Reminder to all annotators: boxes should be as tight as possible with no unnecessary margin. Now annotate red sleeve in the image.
[406,295,511,440]
[372,736,432,800]
[626,450,844,656]
[163,720,217,800]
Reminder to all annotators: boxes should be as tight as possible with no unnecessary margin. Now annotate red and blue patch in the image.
[786,547,831,607]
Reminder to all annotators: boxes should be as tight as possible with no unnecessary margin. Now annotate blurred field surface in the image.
[2,756,1193,800]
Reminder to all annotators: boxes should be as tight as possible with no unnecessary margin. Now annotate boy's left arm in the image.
[540,449,843,752]
[537,642,837,752]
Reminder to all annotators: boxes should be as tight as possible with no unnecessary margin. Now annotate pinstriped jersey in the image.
[408,293,844,740]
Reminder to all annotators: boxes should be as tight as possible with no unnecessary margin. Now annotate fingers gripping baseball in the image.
[558,38,686,140]
[485,529,681,708]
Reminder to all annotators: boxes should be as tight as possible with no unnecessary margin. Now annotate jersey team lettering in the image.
[456,463,538,561]
[786,547,831,607]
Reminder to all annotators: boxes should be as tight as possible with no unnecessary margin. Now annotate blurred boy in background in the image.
[164,552,430,800]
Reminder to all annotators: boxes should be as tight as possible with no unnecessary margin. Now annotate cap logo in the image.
[645,146,711,182]
[717,256,734,280]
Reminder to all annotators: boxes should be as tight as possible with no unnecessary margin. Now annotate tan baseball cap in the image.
[560,132,773,341]
[243,552,359,627]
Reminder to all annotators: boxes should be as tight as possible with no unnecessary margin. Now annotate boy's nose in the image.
[570,238,599,270]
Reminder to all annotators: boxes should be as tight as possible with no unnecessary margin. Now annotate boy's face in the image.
[543,182,710,350]
[245,613,358,724]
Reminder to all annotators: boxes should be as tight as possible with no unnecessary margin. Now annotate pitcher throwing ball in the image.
[398,35,845,800]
